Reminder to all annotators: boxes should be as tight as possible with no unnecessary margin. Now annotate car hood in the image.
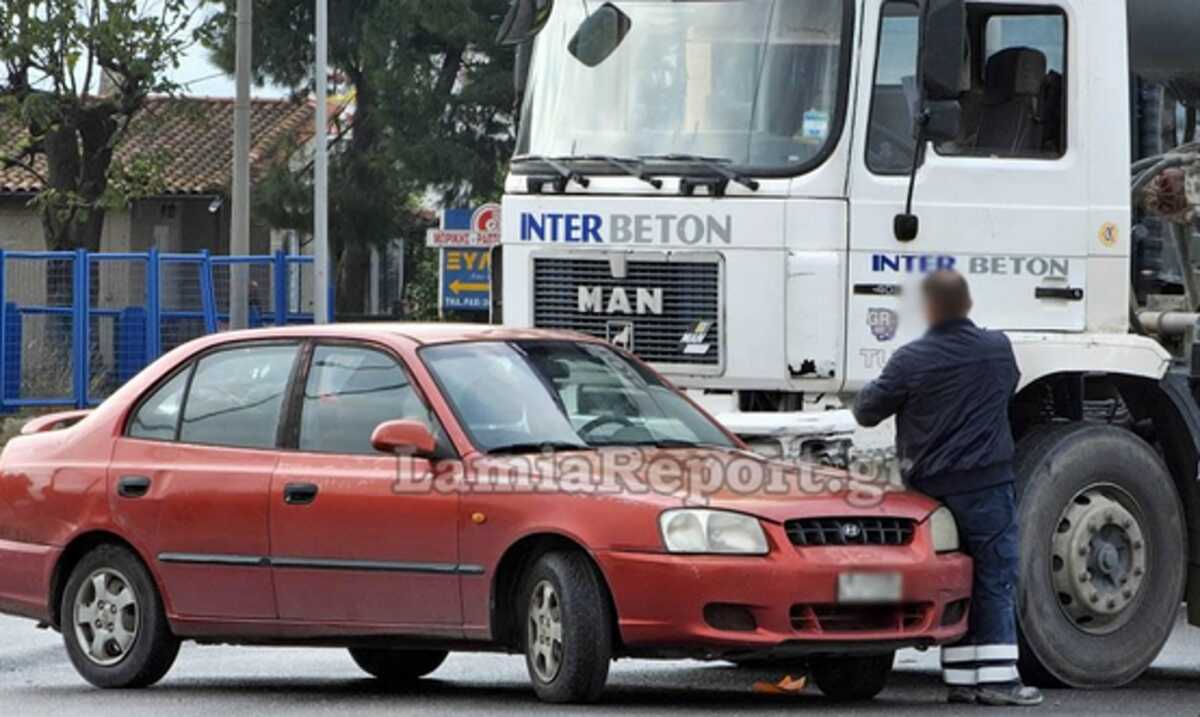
[468,447,938,524]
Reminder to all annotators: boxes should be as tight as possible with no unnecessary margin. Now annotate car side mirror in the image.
[568,2,632,68]
[371,420,437,458]
[497,0,555,46]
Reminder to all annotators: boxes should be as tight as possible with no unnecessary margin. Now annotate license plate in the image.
[837,572,903,604]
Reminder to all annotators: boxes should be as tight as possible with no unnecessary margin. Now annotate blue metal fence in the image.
[0,249,321,411]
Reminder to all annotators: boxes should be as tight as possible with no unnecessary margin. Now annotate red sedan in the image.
[0,325,970,703]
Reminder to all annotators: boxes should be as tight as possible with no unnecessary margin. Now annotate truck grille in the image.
[785,517,916,547]
[532,256,721,368]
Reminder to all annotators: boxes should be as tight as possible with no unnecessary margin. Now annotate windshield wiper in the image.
[487,441,588,456]
[512,155,591,192]
[640,154,760,193]
[575,155,664,189]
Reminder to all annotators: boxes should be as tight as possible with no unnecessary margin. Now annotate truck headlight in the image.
[660,509,769,555]
[929,506,961,553]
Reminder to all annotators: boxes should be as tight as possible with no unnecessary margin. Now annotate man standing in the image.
[853,271,1043,707]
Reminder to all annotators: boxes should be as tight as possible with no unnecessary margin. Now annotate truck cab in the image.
[499,0,1200,692]
[501,0,1128,399]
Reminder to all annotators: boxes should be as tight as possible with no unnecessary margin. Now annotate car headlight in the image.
[929,506,961,553]
[659,509,769,555]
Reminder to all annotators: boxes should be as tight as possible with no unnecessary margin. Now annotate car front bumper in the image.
[594,525,972,659]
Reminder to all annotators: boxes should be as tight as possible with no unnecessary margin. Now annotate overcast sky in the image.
[172,5,289,98]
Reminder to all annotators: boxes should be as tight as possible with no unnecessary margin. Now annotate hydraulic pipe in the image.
[1137,311,1200,336]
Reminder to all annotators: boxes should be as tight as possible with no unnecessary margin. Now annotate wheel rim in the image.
[1050,484,1148,635]
[73,568,140,667]
[527,580,564,683]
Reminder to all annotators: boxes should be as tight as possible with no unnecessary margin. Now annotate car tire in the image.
[518,550,612,704]
[348,648,448,683]
[811,652,893,701]
[1015,423,1185,688]
[61,544,180,689]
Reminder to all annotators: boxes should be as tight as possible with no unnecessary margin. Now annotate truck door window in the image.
[866,1,920,175]
[949,9,1067,159]
[867,4,1067,172]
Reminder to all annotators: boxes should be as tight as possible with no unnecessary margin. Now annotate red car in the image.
[0,325,970,703]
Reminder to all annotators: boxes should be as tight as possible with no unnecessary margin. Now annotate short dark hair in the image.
[921,270,973,322]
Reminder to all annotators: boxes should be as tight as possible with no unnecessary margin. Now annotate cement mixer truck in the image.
[494,0,1200,689]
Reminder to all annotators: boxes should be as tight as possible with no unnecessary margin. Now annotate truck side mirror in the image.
[497,0,555,46]
[568,2,633,68]
[895,0,967,241]
[918,0,967,104]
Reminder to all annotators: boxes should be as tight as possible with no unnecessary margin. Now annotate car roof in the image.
[198,323,598,347]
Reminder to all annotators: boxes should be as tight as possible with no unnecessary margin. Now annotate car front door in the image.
[109,341,301,620]
[269,342,462,629]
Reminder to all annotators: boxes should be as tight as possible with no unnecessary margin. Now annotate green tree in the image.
[0,0,204,253]
[205,0,515,316]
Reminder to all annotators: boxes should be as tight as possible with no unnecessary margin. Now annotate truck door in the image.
[846,1,1085,390]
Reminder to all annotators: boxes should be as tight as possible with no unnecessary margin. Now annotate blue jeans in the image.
[939,482,1021,686]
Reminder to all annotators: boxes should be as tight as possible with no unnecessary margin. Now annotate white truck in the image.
[495,0,1200,689]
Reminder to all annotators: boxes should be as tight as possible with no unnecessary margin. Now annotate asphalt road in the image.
[3,613,1200,716]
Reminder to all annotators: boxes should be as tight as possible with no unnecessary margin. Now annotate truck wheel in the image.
[1015,423,1185,688]
[518,550,612,704]
[61,544,180,689]
[349,648,447,683]
[811,652,893,701]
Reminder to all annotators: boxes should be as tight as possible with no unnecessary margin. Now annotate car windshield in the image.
[421,341,736,454]
[515,0,849,173]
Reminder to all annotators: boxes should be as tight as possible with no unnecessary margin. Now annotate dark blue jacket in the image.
[853,319,1020,498]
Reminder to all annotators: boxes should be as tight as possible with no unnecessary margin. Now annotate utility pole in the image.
[313,0,331,324]
[229,0,252,330]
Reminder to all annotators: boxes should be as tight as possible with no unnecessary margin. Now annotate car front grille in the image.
[531,255,721,368]
[784,517,916,547]
[791,603,932,634]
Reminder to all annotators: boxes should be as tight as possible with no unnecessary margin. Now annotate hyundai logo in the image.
[841,522,863,541]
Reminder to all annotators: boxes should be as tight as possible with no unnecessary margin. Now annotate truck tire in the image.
[1014,423,1185,688]
[811,652,893,702]
[348,648,447,683]
[61,544,180,689]
[518,550,612,704]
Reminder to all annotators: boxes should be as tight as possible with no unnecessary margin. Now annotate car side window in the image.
[128,368,191,441]
[179,344,299,450]
[298,345,439,455]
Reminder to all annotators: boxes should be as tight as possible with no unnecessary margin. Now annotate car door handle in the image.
[117,476,152,499]
[283,482,319,506]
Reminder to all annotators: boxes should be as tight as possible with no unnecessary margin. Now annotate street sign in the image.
[440,249,492,312]
[427,204,501,248]
[437,206,495,314]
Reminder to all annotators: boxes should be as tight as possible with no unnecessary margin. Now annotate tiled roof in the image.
[0,96,317,196]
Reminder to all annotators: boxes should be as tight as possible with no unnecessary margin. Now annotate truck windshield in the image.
[421,340,736,454]
[516,0,850,175]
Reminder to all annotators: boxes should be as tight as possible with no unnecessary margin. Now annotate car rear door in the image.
[109,341,301,620]
[268,341,462,628]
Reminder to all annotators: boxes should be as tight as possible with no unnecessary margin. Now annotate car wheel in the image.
[811,652,893,702]
[61,544,180,689]
[518,550,612,704]
[1015,423,1185,688]
[348,648,448,683]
